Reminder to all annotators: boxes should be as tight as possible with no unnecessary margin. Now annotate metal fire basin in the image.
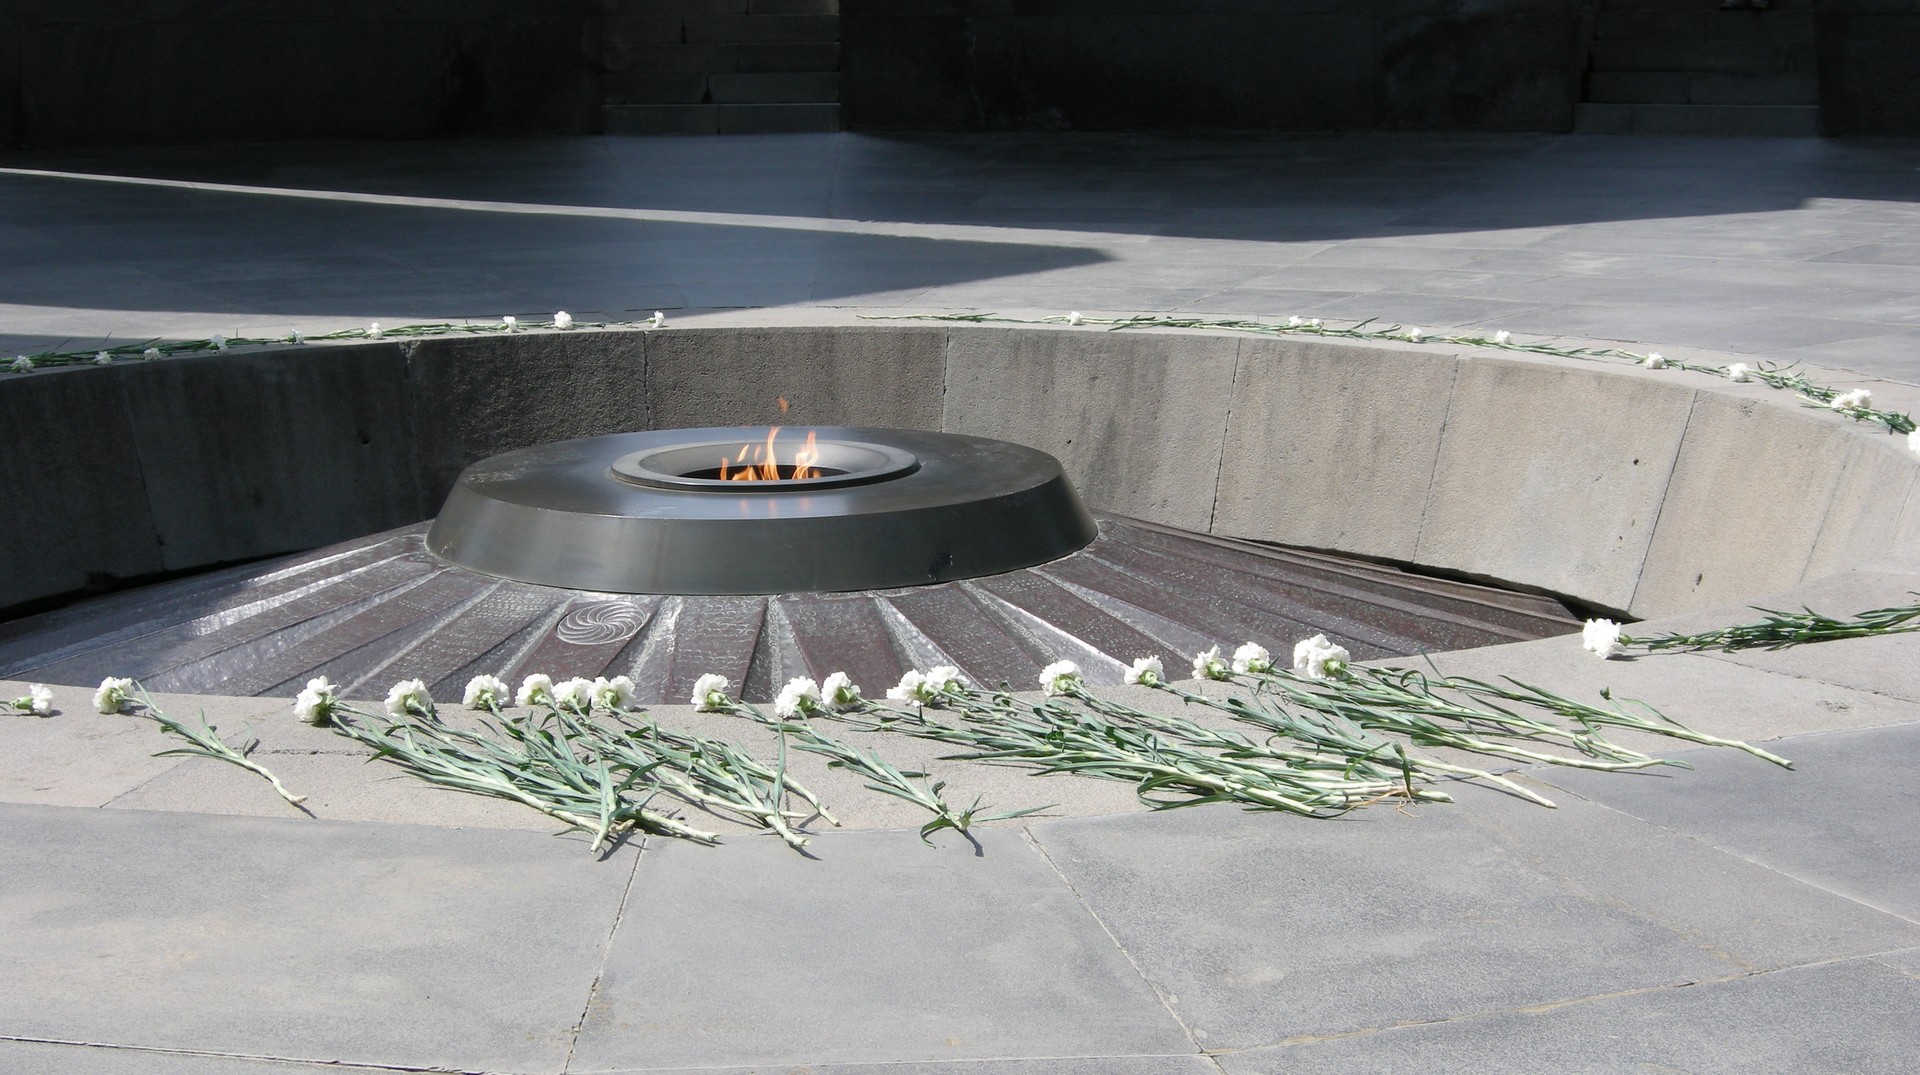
[426,427,1099,596]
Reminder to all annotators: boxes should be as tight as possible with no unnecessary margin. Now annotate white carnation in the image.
[385,678,433,719]
[294,676,338,726]
[367,322,382,338]
[1726,363,1752,383]
[774,676,822,719]
[515,673,554,708]
[142,348,161,360]
[1122,655,1164,686]
[1909,429,1920,458]
[1192,645,1229,681]
[554,676,595,711]
[1231,642,1272,675]
[692,672,731,712]
[886,669,935,705]
[591,675,636,712]
[1582,618,1627,659]
[94,351,113,366]
[926,665,965,696]
[822,671,862,711]
[1494,330,1511,345]
[463,674,509,710]
[1039,659,1082,697]
[648,311,666,329]
[1643,352,1666,369]
[553,311,573,330]
[10,356,33,373]
[93,676,134,714]
[1291,634,1351,680]
[1831,388,1872,412]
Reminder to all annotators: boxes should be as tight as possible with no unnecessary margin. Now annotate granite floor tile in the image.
[569,827,1195,1070]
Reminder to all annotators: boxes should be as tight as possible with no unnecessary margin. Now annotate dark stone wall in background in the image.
[0,0,604,148]
[1816,1,1920,137]
[842,0,1600,133]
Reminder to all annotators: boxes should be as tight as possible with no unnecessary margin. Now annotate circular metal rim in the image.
[609,438,920,492]
[426,426,1100,595]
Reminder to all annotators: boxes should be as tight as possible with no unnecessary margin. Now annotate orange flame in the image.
[718,427,821,481]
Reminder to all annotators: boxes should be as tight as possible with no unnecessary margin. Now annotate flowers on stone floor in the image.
[1832,388,1872,412]
[1067,311,1084,326]
[368,322,382,338]
[1727,362,1752,382]
[288,329,304,344]
[210,334,228,351]
[886,669,937,705]
[384,678,433,719]
[1123,655,1163,686]
[93,676,134,714]
[1644,351,1666,369]
[692,672,731,711]
[463,674,508,710]
[648,311,666,329]
[775,676,823,718]
[516,673,554,708]
[1495,330,1512,344]
[554,676,595,711]
[591,675,637,712]
[295,676,339,726]
[1910,429,1920,457]
[1582,618,1627,659]
[553,311,574,330]
[501,316,516,332]
[142,347,160,359]
[822,671,862,711]
[1231,642,1273,674]
[1039,660,1083,696]
[10,356,32,373]
[1192,645,1230,681]
[93,351,112,366]
[1291,634,1350,679]
[6,683,54,716]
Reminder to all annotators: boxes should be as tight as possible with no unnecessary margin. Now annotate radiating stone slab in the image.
[1218,958,1920,1075]
[1538,723,1920,922]
[0,803,629,1073]
[569,827,1194,1070]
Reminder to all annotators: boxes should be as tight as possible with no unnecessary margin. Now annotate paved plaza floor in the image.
[2,132,1918,1073]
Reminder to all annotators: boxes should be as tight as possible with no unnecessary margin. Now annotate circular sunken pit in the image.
[428,426,1098,596]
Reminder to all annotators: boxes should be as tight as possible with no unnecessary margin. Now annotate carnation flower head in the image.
[822,671,863,711]
[1123,655,1164,686]
[1067,311,1084,326]
[210,334,228,352]
[692,672,731,712]
[553,311,573,330]
[1307,318,1323,329]
[1494,330,1512,345]
[11,683,56,716]
[774,676,823,719]
[1581,618,1627,659]
[94,352,113,366]
[94,676,134,714]
[649,311,666,329]
[501,315,517,332]
[1291,634,1351,680]
[288,329,304,345]
[385,678,434,719]
[142,348,161,360]
[1406,327,1423,342]
[1231,642,1273,675]
[1726,362,1752,383]
[1287,315,1304,328]
[1643,352,1666,369]
[1039,660,1082,697]
[295,676,338,726]
[886,669,936,705]
[1831,388,1872,412]
[515,673,554,708]
[10,356,33,373]
[591,675,636,712]
[367,322,383,338]
[1192,645,1230,681]
[554,676,595,711]
[463,674,509,710]
[925,665,965,697]
[1909,429,1920,458]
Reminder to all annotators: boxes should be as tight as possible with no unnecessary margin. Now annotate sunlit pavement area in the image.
[3,132,1919,1073]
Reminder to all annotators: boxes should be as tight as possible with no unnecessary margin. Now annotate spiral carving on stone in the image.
[556,600,646,646]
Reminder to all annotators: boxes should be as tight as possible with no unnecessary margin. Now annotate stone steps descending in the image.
[602,0,841,135]
[1578,0,1819,135]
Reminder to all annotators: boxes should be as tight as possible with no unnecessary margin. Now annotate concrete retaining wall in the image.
[4,320,1914,622]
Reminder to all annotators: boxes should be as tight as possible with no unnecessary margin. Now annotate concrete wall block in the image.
[406,332,650,508]
[605,72,712,105]
[1415,357,1695,612]
[734,40,841,71]
[1633,392,1854,617]
[940,327,1238,533]
[708,71,839,103]
[1802,434,1919,580]
[606,43,737,73]
[1212,338,1455,562]
[684,14,840,42]
[645,326,943,433]
[122,346,424,573]
[0,370,166,612]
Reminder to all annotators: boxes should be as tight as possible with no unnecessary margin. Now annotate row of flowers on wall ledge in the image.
[22,597,1920,852]
[11,309,1915,453]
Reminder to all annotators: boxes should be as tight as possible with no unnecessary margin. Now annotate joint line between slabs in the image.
[0,1033,483,1073]
[563,836,647,1073]
[1018,826,1223,1068]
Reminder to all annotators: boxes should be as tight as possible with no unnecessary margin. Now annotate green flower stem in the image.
[138,696,307,809]
[1626,594,1920,654]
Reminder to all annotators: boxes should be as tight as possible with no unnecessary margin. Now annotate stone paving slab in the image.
[569,826,1196,1071]
[0,803,630,1074]
[1219,957,1920,1074]
[1024,771,1918,1055]
[1539,723,1920,923]
[0,1041,405,1075]
[592,1058,1221,1075]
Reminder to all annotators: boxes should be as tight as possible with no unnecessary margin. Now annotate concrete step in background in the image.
[1588,72,1817,106]
[602,0,840,135]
